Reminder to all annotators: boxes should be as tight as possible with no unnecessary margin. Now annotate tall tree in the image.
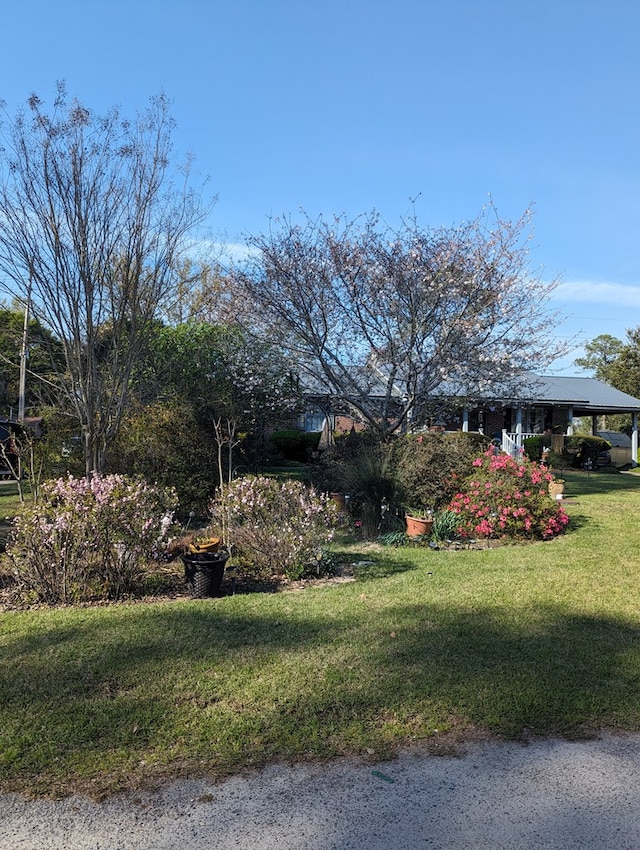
[0,85,213,473]
[574,334,626,383]
[606,328,640,398]
[231,206,566,437]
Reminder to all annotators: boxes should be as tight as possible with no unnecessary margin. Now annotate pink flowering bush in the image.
[7,474,178,603]
[448,450,569,541]
[208,476,339,580]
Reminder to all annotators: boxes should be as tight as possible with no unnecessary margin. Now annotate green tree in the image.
[113,321,300,505]
[574,334,626,383]
[574,330,640,432]
[607,328,640,399]
[0,307,63,414]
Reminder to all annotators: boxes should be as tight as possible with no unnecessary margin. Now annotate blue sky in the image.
[1,0,638,374]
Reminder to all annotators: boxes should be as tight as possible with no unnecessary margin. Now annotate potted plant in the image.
[166,533,230,598]
[548,479,565,500]
[404,506,434,538]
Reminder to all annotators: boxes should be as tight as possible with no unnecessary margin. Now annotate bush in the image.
[313,432,399,538]
[208,476,339,580]
[313,430,490,538]
[523,434,611,468]
[108,401,218,513]
[393,431,491,511]
[269,430,321,462]
[448,449,569,540]
[7,474,178,603]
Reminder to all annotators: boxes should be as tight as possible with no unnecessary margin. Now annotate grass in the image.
[2,469,640,798]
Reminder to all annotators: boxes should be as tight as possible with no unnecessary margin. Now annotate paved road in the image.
[3,733,640,849]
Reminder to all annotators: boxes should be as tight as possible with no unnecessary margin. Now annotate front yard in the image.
[1,470,640,798]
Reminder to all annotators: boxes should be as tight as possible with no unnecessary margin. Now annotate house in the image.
[301,374,640,466]
[475,375,640,466]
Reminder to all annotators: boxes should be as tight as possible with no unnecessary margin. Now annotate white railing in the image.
[501,430,538,460]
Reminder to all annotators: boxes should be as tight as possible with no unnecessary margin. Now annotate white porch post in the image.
[515,406,523,449]
[632,413,638,467]
[566,406,574,436]
[462,408,469,433]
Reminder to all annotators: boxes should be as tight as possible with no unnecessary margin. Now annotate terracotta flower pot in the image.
[330,492,346,510]
[548,481,565,500]
[405,515,433,538]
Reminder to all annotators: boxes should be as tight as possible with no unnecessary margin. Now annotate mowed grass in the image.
[1,470,640,797]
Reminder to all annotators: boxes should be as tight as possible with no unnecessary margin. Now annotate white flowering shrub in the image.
[209,476,339,580]
[7,474,178,603]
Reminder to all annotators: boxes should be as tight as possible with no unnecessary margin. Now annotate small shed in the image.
[598,430,633,467]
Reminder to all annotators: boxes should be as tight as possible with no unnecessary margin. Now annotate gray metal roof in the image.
[302,368,640,412]
[527,376,640,412]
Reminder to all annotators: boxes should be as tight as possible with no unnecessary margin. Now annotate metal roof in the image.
[526,376,640,412]
[302,368,640,412]
[598,430,632,447]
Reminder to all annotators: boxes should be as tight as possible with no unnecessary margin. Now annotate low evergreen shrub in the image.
[523,434,611,468]
[269,429,321,462]
[393,431,491,511]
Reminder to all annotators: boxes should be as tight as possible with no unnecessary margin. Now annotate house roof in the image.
[302,367,640,413]
[520,375,640,412]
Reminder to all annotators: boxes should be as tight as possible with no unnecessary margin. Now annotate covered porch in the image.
[457,375,640,467]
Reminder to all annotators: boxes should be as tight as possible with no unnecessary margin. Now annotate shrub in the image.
[393,431,491,511]
[313,430,490,537]
[108,401,218,513]
[208,476,339,580]
[448,449,569,540]
[269,430,321,462]
[313,432,399,538]
[7,474,178,603]
[523,434,611,468]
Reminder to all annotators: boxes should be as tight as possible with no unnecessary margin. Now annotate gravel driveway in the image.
[3,733,640,849]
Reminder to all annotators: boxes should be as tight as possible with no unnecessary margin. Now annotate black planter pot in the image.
[182,550,230,598]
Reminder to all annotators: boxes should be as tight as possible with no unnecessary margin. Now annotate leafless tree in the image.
[0,84,213,473]
[231,205,567,437]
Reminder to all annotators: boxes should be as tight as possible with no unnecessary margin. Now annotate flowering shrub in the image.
[7,474,178,603]
[448,450,569,541]
[208,476,339,580]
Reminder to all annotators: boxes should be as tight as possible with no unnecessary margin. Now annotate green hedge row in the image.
[523,434,611,468]
[269,430,322,462]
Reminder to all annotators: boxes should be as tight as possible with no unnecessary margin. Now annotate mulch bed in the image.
[0,560,358,612]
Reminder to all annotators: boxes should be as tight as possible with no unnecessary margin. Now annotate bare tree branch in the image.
[231,205,567,437]
[0,85,214,472]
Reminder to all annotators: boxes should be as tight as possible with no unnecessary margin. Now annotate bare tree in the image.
[231,205,566,437]
[0,84,213,473]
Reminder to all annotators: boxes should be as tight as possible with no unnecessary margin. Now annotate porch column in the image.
[515,406,523,449]
[462,407,469,433]
[591,415,598,436]
[566,406,574,436]
[633,413,638,467]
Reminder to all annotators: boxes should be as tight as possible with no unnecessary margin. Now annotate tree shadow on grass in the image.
[2,598,640,795]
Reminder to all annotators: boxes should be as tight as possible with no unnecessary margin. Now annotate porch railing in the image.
[501,430,537,460]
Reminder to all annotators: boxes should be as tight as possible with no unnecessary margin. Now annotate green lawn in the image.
[2,470,640,798]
